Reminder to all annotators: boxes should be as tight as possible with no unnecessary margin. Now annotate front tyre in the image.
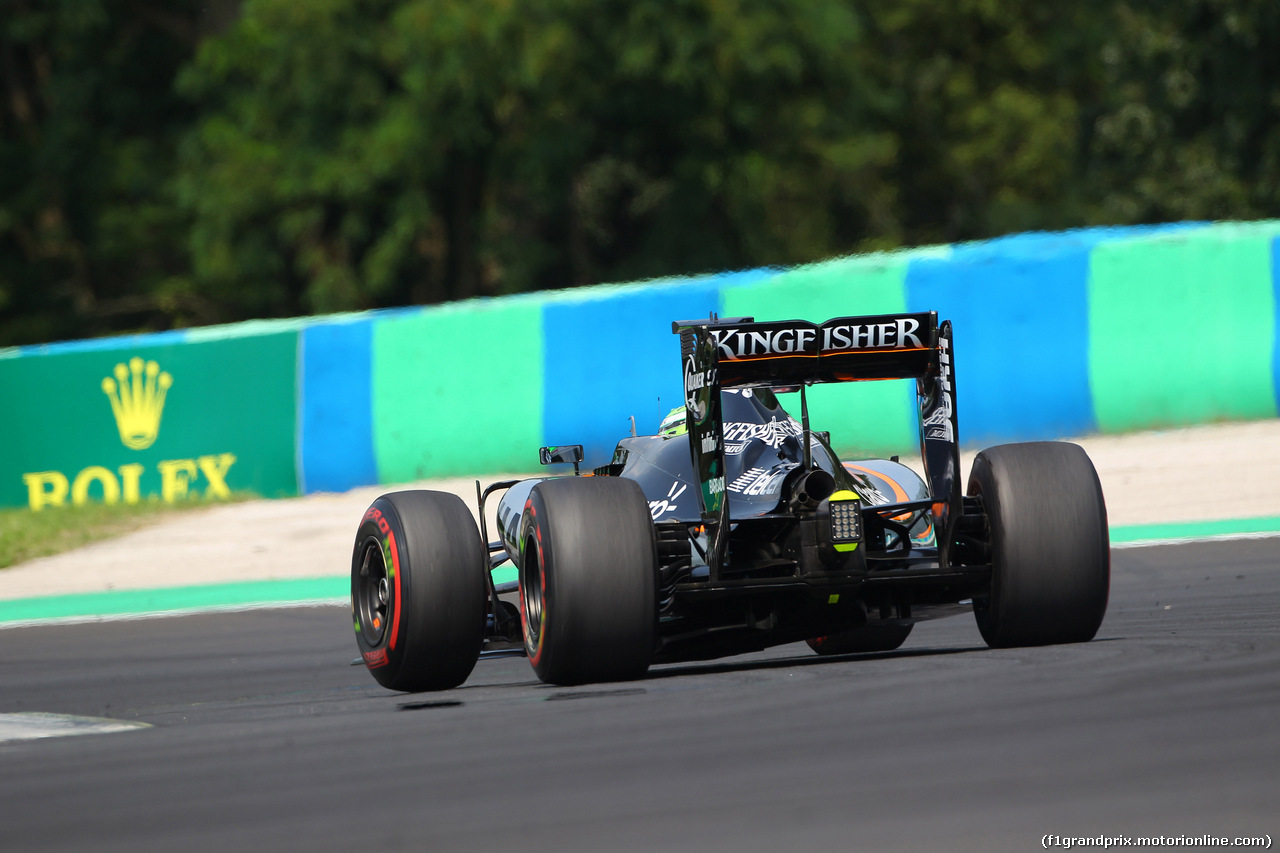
[969,442,1109,648]
[352,490,487,691]
[519,477,657,685]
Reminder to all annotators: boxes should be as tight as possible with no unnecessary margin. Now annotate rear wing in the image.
[672,311,961,570]
[679,312,939,387]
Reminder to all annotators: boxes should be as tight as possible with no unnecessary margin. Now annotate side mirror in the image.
[539,445,584,474]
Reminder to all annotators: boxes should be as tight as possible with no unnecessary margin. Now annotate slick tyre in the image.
[352,490,487,691]
[519,477,657,686]
[969,442,1109,648]
[807,623,913,655]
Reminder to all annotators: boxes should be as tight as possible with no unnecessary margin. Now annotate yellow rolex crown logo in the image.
[101,357,172,450]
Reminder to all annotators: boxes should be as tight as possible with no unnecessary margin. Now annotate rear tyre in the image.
[352,490,487,691]
[969,442,1109,648]
[808,622,913,655]
[519,477,657,685]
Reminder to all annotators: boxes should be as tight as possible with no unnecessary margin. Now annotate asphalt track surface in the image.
[1,539,1277,853]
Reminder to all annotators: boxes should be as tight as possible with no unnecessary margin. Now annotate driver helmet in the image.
[658,405,688,436]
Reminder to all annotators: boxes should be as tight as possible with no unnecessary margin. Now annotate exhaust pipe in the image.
[788,468,836,512]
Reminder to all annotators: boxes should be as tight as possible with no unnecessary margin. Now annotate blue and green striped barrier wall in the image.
[2,220,1278,509]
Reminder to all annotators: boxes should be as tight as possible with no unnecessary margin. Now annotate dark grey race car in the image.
[351,311,1110,691]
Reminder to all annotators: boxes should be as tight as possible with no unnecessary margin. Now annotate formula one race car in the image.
[351,311,1110,691]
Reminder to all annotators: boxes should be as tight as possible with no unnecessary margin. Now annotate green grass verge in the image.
[0,495,254,570]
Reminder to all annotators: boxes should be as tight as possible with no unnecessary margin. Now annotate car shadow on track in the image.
[647,643,991,681]
[374,638,1127,698]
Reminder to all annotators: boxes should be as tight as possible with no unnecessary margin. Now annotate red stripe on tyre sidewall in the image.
[388,526,403,651]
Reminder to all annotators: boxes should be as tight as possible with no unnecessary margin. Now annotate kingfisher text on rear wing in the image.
[674,312,940,387]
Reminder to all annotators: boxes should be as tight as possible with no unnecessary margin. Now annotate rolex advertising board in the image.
[0,332,299,510]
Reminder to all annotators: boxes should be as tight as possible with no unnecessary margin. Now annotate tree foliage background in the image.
[2,0,1278,346]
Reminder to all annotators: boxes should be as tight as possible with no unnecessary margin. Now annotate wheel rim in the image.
[967,478,994,622]
[355,537,390,646]
[521,537,545,657]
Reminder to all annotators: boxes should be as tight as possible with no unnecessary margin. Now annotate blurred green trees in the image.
[2,0,1278,346]
[0,0,215,344]
[174,0,888,313]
